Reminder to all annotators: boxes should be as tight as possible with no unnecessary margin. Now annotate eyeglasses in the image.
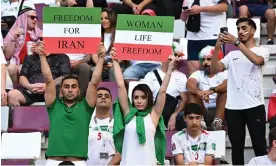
[28,15,38,20]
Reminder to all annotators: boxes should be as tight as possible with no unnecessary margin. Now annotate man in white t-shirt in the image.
[87,87,121,165]
[181,0,227,76]
[171,103,216,165]
[187,45,227,131]
[248,127,276,165]
[211,18,269,165]
[144,42,188,131]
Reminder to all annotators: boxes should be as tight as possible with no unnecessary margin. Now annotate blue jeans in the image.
[123,63,161,80]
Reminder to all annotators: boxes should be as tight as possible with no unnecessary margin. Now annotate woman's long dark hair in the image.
[101,7,117,53]
[131,84,154,110]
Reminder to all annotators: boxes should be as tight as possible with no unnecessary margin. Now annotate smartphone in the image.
[182,6,188,10]
[220,27,228,33]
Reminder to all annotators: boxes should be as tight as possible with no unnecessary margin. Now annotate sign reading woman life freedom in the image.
[114,14,174,62]
[43,7,101,54]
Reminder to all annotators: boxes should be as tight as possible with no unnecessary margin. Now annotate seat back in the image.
[1,106,9,132]
[34,3,48,30]
[10,106,49,132]
[208,130,226,158]
[1,132,42,159]
[165,130,178,159]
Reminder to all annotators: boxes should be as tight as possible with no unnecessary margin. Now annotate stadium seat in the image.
[173,19,185,40]
[1,159,31,165]
[208,130,226,159]
[8,106,49,133]
[1,132,42,159]
[1,106,9,132]
[177,60,188,76]
[165,130,178,159]
[34,3,48,30]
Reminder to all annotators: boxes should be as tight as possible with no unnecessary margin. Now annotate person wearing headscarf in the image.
[186,45,227,131]
[3,7,42,85]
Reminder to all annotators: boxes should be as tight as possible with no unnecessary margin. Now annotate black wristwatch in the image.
[234,40,240,46]
[210,87,216,93]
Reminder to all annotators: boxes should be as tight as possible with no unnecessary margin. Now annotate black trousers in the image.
[225,105,267,165]
[111,0,156,15]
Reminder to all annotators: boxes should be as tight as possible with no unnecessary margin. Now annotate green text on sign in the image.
[116,14,174,32]
[43,7,101,24]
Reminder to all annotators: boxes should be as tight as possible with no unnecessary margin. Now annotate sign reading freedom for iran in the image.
[43,7,101,54]
[114,14,174,62]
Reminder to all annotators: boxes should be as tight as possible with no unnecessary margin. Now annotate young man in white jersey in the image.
[248,127,276,165]
[87,87,121,165]
[171,103,216,165]
[187,45,227,131]
[211,18,269,165]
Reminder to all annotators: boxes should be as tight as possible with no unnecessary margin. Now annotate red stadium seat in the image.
[8,106,49,133]
[165,130,178,159]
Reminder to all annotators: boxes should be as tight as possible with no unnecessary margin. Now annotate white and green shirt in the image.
[171,129,216,164]
[87,117,115,165]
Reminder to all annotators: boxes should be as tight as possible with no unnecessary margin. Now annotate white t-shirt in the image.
[220,47,270,109]
[248,155,276,165]
[185,0,227,40]
[87,117,115,165]
[1,1,35,17]
[144,69,187,100]
[66,54,86,61]
[189,70,228,108]
[171,129,216,164]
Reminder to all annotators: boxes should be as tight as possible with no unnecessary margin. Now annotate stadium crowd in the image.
[1,0,276,165]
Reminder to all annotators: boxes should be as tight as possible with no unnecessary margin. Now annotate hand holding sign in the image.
[110,47,117,60]
[97,43,106,58]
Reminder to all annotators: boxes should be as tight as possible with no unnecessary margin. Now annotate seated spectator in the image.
[123,59,161,87]
[92,7,127,82]
[3,7,42,85]
[7,42,70,107]
[236,0,276,44]
[187,46,227,130]
[248,127,276,165]
[60,0,107,8]
[144,42,188,131]
[111,0,157,16]
[171,103,215,165]
[1,0,35,18]
[87,87,121,165]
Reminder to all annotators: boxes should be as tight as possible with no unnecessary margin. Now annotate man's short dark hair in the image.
[236,18,257,30]
[61,74,79,86]
[97,87,112,99]
[269,127,276,148]
[184,103,203,117]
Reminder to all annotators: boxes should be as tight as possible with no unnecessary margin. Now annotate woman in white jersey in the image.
[92,8,126,81]
[111,48,177,165]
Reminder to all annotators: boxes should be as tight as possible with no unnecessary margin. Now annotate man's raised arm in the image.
[38,43,56,107]
[86,43,105,107]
